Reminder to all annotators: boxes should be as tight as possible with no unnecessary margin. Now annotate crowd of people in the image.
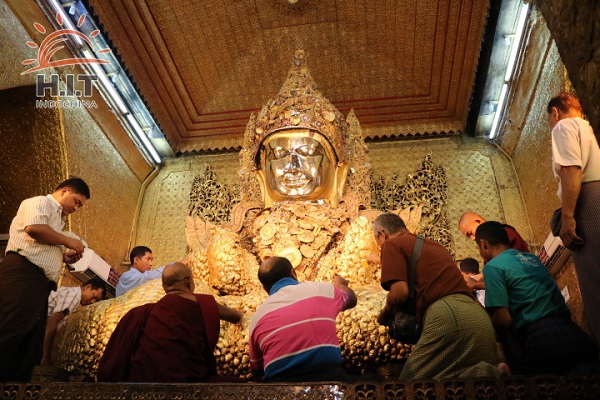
[1,92,599,384]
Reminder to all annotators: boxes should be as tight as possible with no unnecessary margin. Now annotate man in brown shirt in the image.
[374,212,502,380]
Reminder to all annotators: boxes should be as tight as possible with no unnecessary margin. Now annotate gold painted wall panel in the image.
[0,0,143,281]
[0,85,65,233]
[0,0,36,91]
[59,105,142,276]
[136,153,240,268]
[137,137,529,270]
[509,40,565,246]
[500,12,583,326]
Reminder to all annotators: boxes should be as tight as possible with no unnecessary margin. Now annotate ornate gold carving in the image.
[189,165,235,224]
[371,154,452,253]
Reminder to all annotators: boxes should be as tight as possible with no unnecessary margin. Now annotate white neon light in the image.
[489,2,529,140]
[82,50,129,114]
[504,3,530,81]
[489,84,508,139]
[48,0,83,45]
[126,114,162,164]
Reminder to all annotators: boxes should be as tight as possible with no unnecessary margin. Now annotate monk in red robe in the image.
[97,262,243,382]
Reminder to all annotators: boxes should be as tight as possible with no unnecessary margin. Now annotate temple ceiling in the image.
[81,0,492,153]
[86,0,490,152]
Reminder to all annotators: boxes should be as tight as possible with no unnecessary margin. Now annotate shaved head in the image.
[459,212,485,240]
[162,262,193,293]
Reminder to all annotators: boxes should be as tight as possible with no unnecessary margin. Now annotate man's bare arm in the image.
[24,224,85,254]
[217,303,243,323]
[333,275,357,310]
[558,166,584,249]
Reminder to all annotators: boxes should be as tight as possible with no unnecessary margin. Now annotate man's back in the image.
[380,233,472,322]
[128,293,220,382]
[249,279,348,381]
[484,249,568,330]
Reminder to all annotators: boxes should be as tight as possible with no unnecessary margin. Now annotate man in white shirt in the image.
[548,92,600,345]
[0,177,90,382]
[41,277,106,366]
[116,246,164,296]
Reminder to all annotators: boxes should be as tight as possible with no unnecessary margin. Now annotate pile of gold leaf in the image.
[249,201,350,280]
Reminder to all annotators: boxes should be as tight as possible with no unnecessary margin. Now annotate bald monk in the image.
[458,212,529,292]
[459,212,529,253]
[97,262,243,382]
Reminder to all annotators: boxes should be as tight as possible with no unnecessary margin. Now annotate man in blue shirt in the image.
[475,221,598,374]
[116,246,164,296]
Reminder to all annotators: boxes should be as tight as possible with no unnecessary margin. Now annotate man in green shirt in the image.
[476,221,598,374]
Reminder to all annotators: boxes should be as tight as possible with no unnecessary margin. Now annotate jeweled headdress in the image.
[253,49,347,163]
[239,50,370,206]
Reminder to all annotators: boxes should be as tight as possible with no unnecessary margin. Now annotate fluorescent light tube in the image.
[48,0,83,45]
[126,114,162,164]
[489,84,508,139]
[83,50,129,114]
[504,3,530,81]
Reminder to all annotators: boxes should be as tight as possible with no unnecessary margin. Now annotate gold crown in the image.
[251,50,348,165]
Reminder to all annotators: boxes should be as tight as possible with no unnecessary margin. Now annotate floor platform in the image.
[3,374,600,400]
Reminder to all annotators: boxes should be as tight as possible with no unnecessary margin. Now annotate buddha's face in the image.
[262,132,333,199]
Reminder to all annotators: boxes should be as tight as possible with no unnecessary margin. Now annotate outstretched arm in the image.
[333,275,357,310]
[377,280,409,325]
[41,310,68,366]
[218,303,243,323]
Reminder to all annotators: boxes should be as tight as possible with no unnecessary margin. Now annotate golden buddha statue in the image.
[54,50,433,379]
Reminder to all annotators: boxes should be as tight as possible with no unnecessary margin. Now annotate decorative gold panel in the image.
[84,0,490,152]
[137,136,527,269]
[137,153,241,267]
[59,104,143,273]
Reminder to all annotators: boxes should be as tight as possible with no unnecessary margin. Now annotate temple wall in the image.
[0,0,142,280]
[496,10,585,329]
[136,136,532,271]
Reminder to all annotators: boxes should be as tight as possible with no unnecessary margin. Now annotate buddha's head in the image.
[243,50,349,207]
[256,129,338,204]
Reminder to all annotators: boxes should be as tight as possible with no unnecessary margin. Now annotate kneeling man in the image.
[374,212,502,380]
[476,221,598,375]
[249,256,357,382]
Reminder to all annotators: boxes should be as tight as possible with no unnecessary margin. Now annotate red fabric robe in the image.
[97,293,220,382]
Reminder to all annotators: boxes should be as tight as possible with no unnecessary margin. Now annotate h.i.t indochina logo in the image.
[22,12,112,109]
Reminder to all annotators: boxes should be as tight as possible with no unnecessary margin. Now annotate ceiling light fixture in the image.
[36,0,169,165]
[126,114,162,164]
[82,50,129,114]
[48,0,82,45]
[489,2,530,140]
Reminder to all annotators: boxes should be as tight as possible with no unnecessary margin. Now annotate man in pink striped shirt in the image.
[249,256,357,382]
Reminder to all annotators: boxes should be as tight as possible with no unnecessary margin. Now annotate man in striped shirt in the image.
[41,277,106,366]
[0,177,90,382]
[249,256,357,382]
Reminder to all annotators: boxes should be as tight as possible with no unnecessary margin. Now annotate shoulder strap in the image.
[407,235,424,299]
